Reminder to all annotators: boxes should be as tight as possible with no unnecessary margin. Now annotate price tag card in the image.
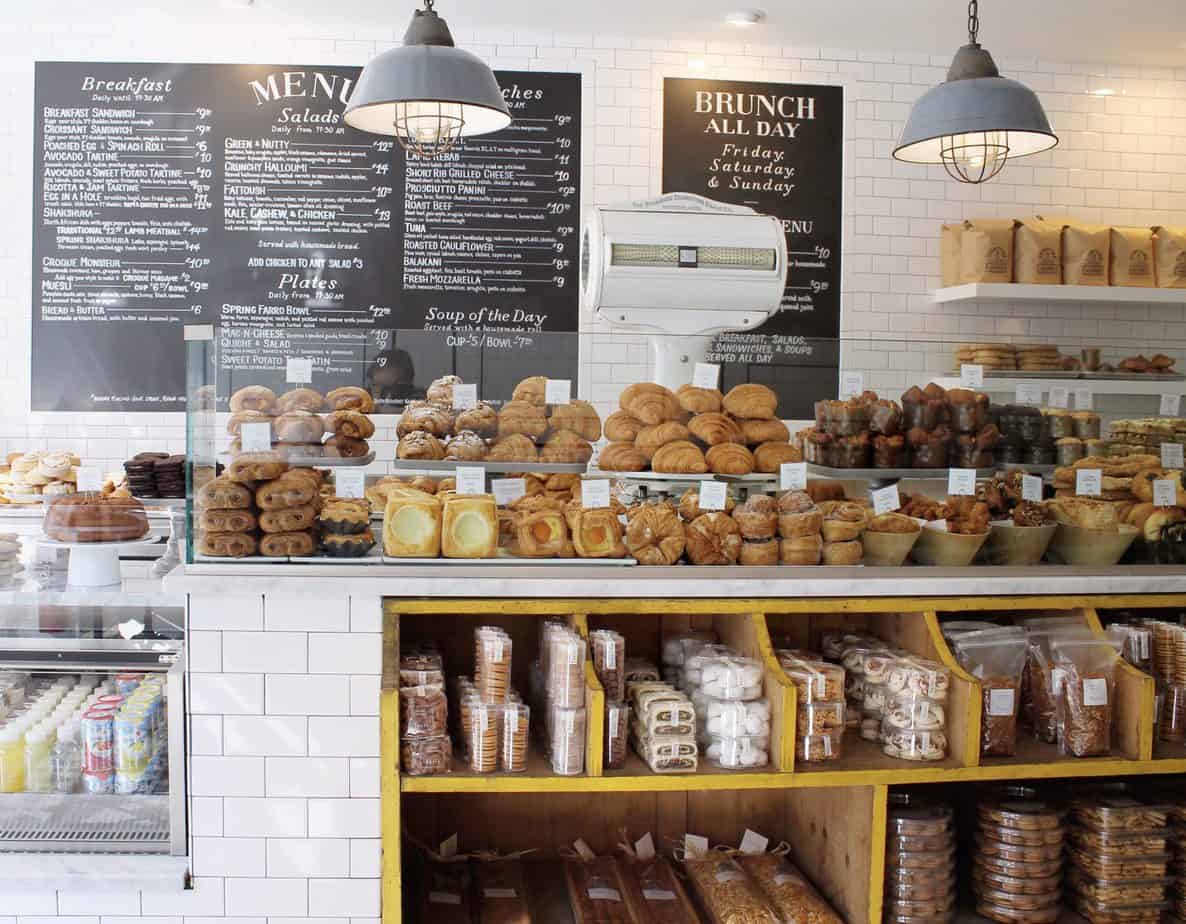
[492,478,526,506]
[960,364,984,388]
[872,483,901,515]
[948,468,977,496]
[839,371,864,399]
[1022,474,1044,503]
[1154,479,1178,507]
[1016,383,1042,406]
[1048,385,1070,409]
[335,469,365,499]
[1076,469,1102,497]
[240,421,272,452]
[780,461,807,492]
[739,829,769,856]
[285,356,313,384]
[1163,442,1185,468]
[692,363,720,389]
[582,479,610,509]
[440,834,458,859]
[452,383,477,410]
[455,466,485,495]
[634,833,656,862]
[684,834,709,859]
[545,379,571,405]
[75,466,102,493]
[698,480,728,511]
[1075,387,1093,411]
[1161,393,1181,417]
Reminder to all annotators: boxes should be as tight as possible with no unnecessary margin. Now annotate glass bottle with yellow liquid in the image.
[0,725,26,793]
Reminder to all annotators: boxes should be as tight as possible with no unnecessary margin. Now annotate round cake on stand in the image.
[42,494,155,587]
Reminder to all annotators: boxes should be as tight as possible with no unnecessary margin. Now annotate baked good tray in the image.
[390,459,585,474]
[807,464,997,480]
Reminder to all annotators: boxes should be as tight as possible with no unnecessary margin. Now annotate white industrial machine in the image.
[581,193,787,387]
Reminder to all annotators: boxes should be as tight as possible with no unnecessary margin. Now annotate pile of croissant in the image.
[599,382,802,475]
[395,375,602,465]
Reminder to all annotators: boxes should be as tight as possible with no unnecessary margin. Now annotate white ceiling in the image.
[8,0,1186,68]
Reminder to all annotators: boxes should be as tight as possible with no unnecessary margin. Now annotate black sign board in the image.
[31,62,581,411]
[662,77,843,416]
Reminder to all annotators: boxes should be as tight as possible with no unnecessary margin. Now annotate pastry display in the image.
[3,451,81,498]
[43,493,149,543]
[123,452,185,499]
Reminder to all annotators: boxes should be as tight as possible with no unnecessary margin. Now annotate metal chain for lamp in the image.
[967,0,979,44]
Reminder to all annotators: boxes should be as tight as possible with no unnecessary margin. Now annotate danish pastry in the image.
[597,442,647,472]
[604,411,644,443]
[569,507,627,558]
[512,375,547,406]
[445,431,489,461]
[324,436,370,458]
[276,388,325,413]
[651,441,708,474]
[540,430,593,464]
[497,400,548,440]
[513,508,568,557]
[782,533,823,565]
[685,512,742,565]
[545,473,580,495]
[227,410,273,438]
[677,487,736,521]
[226,452,289,484]
[275,411,325,444]
[676,384,722,415]
[325,386,375,413]
[325,410,375,440]
[488,433,538,463]
[636,421,691,456]
[256,472,317,511]
[397,431,446,460]
[723,383,778,419]
[441,494,498,558]
[754,442,804,473]
[397,403,453,438]
[688,412,744,446]
[383,489,442,557]
[732,494,778,540]
[229,385,276,414]
[196,476,253,510]
[625,502,685,565]
[706,442,755,475]
[822,540,863,565]
[259,530,315,557]
[1132,468,1186,505]
[740,418,790,445]
[548,399,602,442]
[740,538,780,566]
[197,531,258,558]
[198,508,257,533]
[455,402,498,438]
[620,382,680,425]
[259,504,317,534]
[426,375,463,406]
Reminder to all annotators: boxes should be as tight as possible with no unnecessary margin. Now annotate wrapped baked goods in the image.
[683,851,780,924]
[779,656,844,703]
[400,735,452,776]
[739,853,843,924]
[564,854,634,924]
[798,730,843,762]
[549,705,586,775]
[954,628,1028,757]
[605,701,630,770]
[704,733,769,768]
[685,512,741,565]
[699,655,763,701]
[636,733,697,773]
[400,684,448,739]
[475,857,532,922]
[1052,637,1120,757]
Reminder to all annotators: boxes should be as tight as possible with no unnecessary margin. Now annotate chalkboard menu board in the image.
[32,62,581,411]
[662,78,843,415]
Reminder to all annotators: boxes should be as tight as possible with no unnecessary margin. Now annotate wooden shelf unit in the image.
[382,594,1186,924]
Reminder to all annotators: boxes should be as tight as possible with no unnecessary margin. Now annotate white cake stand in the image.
[39,535,162,587]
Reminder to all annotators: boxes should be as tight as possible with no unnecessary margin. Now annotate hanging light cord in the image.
[967,0,979,45]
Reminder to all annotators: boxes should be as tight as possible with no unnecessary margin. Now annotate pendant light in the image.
[893,0,1057,183]
[344,0,511,158]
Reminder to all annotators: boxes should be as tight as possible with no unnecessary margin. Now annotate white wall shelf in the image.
[932,376,1186,396]
[933,283,1186,304]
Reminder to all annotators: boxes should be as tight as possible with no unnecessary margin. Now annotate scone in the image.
[723,383,778,419]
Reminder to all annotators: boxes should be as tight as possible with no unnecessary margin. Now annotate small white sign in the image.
[692,363,720,389]
[1161,393,1182,417]
[1154,479,1178,508]
[1022,474,1044,503]
[439,834,458,859]
[698,480,727,511]
[780,461,807,492]
[492,478,527,506]
[1016,383,1042,406]
[684,834,709,859]
[643,889,677,902]
[988,688,1016,716]
[1075,387,1093,411]
[1076,469,1102,496]
[285,357,313,384]
[739,829,769,856]
[948,468,977,496]
[1083,677,1109,707]
[635,833,656,862]
[587,888,622,902]
[582,479,611,509]
[75,466,102,493]
[545,378,571,405]
[240,422,272,452]
[335,469,365,499]
[455,466,485,495]
[1048,385,1070,409]
[872,484,901,515]
[452,383,477,410]
[960,364,984,388]
[429,892,462,906]
[1162,442,1184,469]
[839,371,864,399]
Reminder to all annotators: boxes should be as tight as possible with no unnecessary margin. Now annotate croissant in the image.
[539,430,593,464]
[676,384,722,415]
[753,442,804,473]
[625,503,686,565]
[706,443,755,475]
[651,440,708,474]
[497,400,548,439]
[488,433,539,462]
[569,508,627,558]
[740,418,790,446]
[548,399,602,442]
[598,442,647,472]
[685,512,742,565]
[637,421,691,456]
[512,375,547,406]
[604,411,644,443]
[688,412,744,446]
[620,382,679,425]
[455,402,499,438]
[723,383,778,419]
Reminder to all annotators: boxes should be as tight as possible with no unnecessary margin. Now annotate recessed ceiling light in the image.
[725,10,765,26]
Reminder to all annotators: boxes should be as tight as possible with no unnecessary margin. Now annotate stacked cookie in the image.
[227,385,375,460]
[318,497,374,558]
[3,451,79,498]
[123,453,185,499]
[1016,344,1063,372]
[955,343,1017,370]
[600,381,800,476]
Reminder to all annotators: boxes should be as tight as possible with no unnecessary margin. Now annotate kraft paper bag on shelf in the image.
[1110,227,1155,287]
[959,219,1016,284]
[1014,218,1062,285]
[1060,221,1110,286]
[940,223,963,287]
[1153,226,1186,288]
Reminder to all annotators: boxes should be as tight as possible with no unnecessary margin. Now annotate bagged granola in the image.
[1153,225,1186,288]
[953,628,1028,757]
[738,851,844,924]
[1021,618,1094,743]
[1110,226,1156,287]
[1015,218,1062,285]
[684,850,780,924]
[961,219,1016,284]
[1052,637,1121,758]
[1062,221,1110,286]
[941,223,964,287]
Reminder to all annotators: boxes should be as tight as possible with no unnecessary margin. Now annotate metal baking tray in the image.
[390,459,585,474]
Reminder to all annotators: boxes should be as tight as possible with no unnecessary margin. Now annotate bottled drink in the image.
[25,725,53,792]
[0,725,25,793]
[51,722,81,794]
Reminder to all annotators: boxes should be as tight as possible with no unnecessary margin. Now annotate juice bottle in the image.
[24,725,53,792]
[0,725,26,792]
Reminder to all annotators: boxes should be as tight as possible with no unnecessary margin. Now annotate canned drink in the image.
[114,674,143,696]
[82,708,115,794]
[115,707,152,777]
[97,694,124,707]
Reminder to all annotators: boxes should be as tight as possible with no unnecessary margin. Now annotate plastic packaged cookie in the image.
[604,702,630,771]
[1069,894,1168,924]
[1067,869,1168,905]
[1071,796,1169,833]
[972,864,1062,896]
[885,657,951,700]
[881,726,948,761]
[889,803,953,836]
[884,694,947,730]
[797,730,843,762]
[884,873,956,903]
[704,697,772,738]
[1068,826,1169,856]
[862,682,890,716]
[978,820,1064,847]
[976,899,1061,924]
[797,700,845,734]
[884,913,954,924]
[883,893,956,918]
[400,735,453,776]
[885,846,957,871]
[589,629,626,703]
[779,657,844,703]
[974,834,1063,862]
[972,884,1061,911]
[888,830,955,852]
[699,655,764,701]
[978,799,1066,830]
[975,852,1062,879]
[704,734,770,769]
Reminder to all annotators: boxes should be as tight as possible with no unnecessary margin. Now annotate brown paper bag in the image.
[1110,227,1155,287]
[1153,226,1186,288]
[960,219,1015,284]
[1062,222,1110,286]
[1014,219,1062,285]
[940,224,963,287]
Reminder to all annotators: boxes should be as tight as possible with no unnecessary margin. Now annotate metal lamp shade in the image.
[343,43,511,138]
